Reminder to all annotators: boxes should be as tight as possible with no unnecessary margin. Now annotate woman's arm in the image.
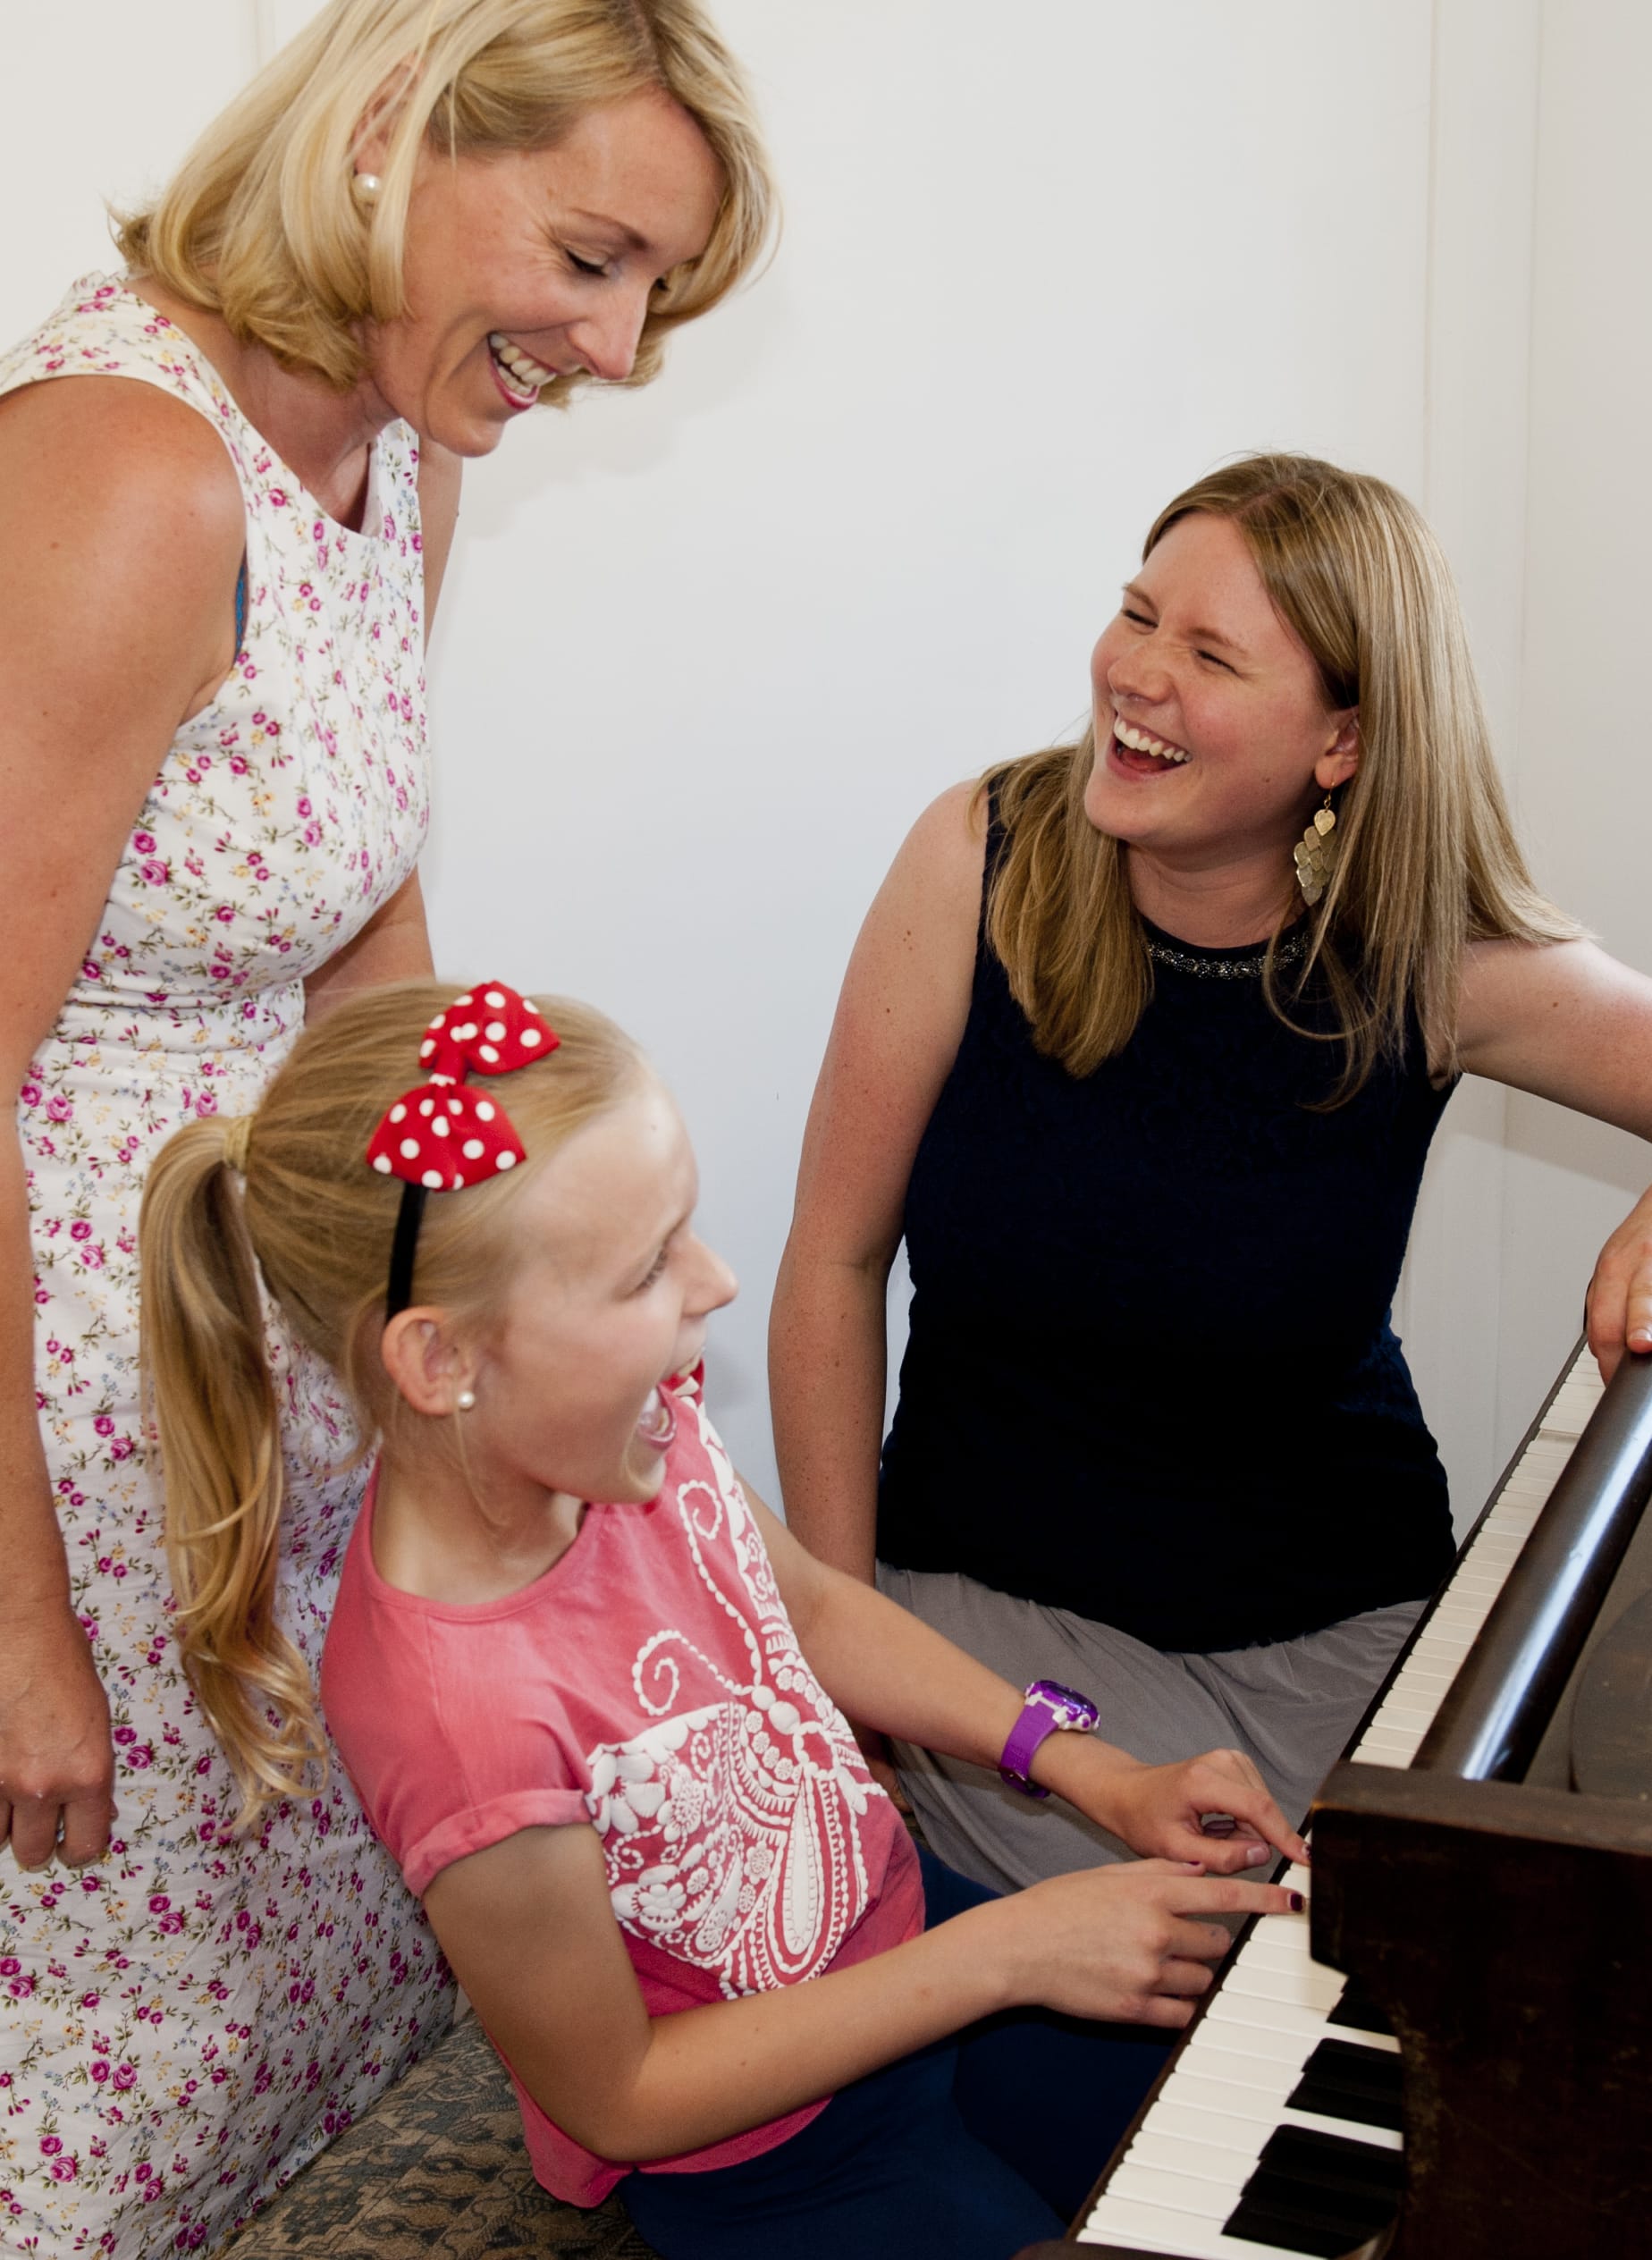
[1457,937,1652,1373]
[768,782,984,1580]
[0,375,247,1867]
[426,1820,1292,2164]
[300,869,434,1022]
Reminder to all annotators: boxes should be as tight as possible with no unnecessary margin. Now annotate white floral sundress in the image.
[0,276,451,2256]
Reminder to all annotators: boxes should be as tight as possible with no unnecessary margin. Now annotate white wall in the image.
[1496,0,1652,1442]
[4,1,1646,1533]
[422,0,1437,1506]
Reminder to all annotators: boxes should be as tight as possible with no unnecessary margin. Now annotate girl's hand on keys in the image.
[994,1861,1300,2027]
[1055,1740,1308,1872]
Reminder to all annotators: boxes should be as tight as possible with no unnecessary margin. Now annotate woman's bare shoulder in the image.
[0,373,243,554]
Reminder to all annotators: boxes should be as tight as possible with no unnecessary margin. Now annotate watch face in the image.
[1029,1680,1099,1732]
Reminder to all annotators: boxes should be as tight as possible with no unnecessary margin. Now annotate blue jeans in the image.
[620,1848,1170,2260]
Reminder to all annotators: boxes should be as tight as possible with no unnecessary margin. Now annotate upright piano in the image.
[1016,1338,1652,2260]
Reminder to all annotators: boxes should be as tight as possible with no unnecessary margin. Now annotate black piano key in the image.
[1326,1978,1392,2037]
[1285,2036,1403,2132]
[1225,2124,1404,2258]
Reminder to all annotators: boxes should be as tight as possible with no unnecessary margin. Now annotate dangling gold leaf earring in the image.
[1294,793,1338,907]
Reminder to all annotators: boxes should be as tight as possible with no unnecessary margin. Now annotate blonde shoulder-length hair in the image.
[115,0,776,393]
[139,981,643,1827]
[985,452,1580,1098]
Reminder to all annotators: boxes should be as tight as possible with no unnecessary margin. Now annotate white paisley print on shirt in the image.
[591,1415,875,1997]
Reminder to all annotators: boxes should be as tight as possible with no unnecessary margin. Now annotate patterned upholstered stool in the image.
[224,2014,659,2259]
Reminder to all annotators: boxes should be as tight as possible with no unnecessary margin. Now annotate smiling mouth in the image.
[487,333,557,407]
[636,1386,678,1451]
[1112,719,1190,771]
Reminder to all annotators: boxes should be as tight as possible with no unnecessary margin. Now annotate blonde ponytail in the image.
[140,983,642,1829]
[140,1115,326,1822]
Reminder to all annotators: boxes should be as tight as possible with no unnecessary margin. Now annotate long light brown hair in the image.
[115,0,776,392]
[985,452,1580,1096]
[139,982,642,1826]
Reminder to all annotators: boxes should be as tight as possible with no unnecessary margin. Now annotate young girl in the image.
[139,980,1303,2259]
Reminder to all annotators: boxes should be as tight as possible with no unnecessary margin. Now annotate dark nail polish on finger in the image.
[1289,1891,1306,1913]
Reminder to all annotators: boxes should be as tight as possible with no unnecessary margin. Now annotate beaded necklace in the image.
[1142,924,1316,981]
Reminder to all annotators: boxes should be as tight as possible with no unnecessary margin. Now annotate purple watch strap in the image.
[999,1680,1100,1798]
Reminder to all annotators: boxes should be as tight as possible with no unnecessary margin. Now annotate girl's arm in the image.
[1456,937,1652,1374]
[746,1483,1308,1871]
[0,375,248,1868]
[425,1818,1293,2164]
[768,782,984,1581]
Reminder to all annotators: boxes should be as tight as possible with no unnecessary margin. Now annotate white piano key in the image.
[1079,2190,1314,2257]
[1386,1661,1456,1691]
[1111,2162,1243,2220]
[1280,2104,1403,2151]
[1204,1993,1345,2047]
[1166,2070,1302,2115]
[1447,1557,1520,1587]
[1412,1639,1478,1674]
[1127,2129,1264,2183]
[1367,1706,1430,1741]
[1167,2064,1301,2124]
[1476,1517,1538,1548]
[1236,1926,1319,1970]
[1491,1479,1560,1513]
[1368,1691,1432,1725]
[1223,1954,1346,2015]
[1545,1376,1604,1438]
[1322,2022,1400,2056]
[1184,2021,1314,2074]
[1353,1725,1421,1761]
[1473,1527,1537,1564]
[1514,1434,1579,1482]
[1135,2095,1274,2155]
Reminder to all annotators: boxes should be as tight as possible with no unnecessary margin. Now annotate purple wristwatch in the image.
[998,1679,1100,1798]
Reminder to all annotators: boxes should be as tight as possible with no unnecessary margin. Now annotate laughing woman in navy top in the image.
[769,453,1652,1891]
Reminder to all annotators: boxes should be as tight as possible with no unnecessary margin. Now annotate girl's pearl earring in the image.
[455,1388,476,1413]
[352,171,382,205]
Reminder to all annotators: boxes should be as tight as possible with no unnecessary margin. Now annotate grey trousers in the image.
[877,1562,1425,1893]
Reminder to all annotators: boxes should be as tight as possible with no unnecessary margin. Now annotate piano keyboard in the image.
[1076,1344,1606,2259]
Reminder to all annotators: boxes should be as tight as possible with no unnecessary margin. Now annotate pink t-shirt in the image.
[320,1385,924,2205]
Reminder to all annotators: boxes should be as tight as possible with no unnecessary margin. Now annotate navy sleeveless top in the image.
[876,812,1458,1652]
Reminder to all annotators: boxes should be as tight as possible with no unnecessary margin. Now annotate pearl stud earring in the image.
[455,1388,476,1412]
[352,171,383,204]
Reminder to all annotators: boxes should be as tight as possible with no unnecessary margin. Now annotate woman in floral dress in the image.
[0,4,772,2250]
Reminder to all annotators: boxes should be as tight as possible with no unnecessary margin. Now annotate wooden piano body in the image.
[1016,1342,1652,2260]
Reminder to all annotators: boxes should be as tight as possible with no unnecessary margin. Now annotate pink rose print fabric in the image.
[0,277,444,2256]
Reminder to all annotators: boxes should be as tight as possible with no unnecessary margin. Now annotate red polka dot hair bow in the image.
[366,983,560,1318]
[367,985,560,1192]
